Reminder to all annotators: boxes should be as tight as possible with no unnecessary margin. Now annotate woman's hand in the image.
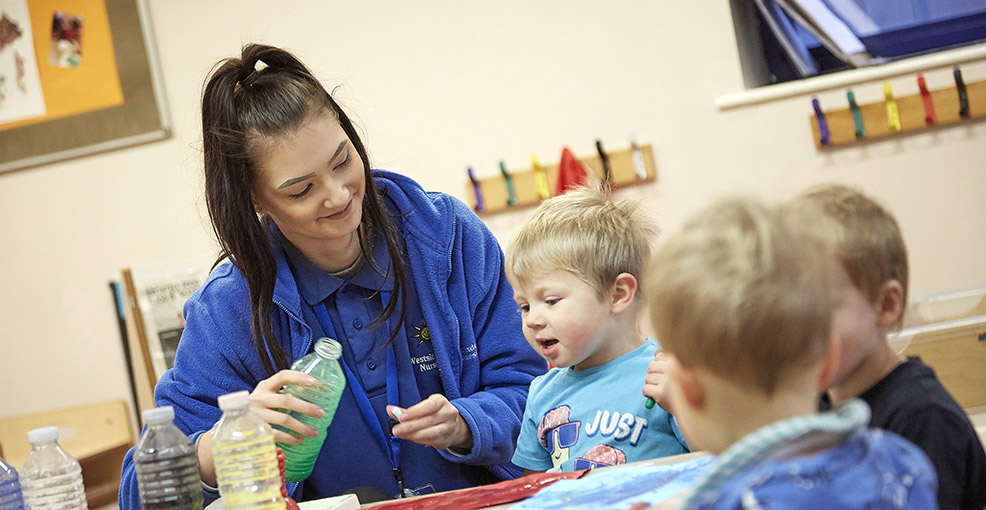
[388,394,473,451]
[642,351,675,415]
[198,370,321,487]
[249,370,325,444]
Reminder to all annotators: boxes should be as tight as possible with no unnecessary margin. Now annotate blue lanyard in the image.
[311,293,409,497]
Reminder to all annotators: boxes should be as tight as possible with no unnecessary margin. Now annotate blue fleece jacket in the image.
[118,170,546,509]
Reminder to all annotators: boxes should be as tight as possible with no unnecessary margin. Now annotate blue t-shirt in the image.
[512,339,689,472]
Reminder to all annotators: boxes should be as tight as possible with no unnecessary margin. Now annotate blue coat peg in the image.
[467,167,484,212]
[812,97,830,146]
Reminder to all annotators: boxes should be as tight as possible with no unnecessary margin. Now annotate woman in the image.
[118,43,545,507]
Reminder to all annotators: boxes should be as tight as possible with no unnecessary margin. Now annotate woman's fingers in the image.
[254,370,317,393]
[247,369,324,438]
[390,395,472,450]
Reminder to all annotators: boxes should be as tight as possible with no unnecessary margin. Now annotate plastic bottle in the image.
[211,391,284,510]
[274,337,345,482]
[19,426,88,510]
[133,407,203,510]
[0,456,25,510]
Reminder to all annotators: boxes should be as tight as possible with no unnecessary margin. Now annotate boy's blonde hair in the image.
[505,185,658,300]
[647,197,831,394]
[786,184,909,321]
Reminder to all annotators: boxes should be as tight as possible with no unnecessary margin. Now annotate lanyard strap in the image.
[312,293,408,495]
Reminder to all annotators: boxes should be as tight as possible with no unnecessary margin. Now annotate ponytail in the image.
[201,44,407,377]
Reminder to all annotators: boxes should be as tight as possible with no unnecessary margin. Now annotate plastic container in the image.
[19,426,88,510]
[133,407,203,510]
[211,391,284,510]
[0,456,25,510]
[274,337,346,482]
[889,285,986,408]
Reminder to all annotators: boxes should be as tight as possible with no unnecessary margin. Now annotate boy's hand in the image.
[388,394,473,451]
[642,351,675,415]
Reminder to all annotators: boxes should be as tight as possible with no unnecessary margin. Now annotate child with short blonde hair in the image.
[788,183,985,510]
[646,195,937,508]
[506,185,689,473]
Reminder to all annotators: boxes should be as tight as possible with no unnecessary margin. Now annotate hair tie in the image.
[240,59,269,88]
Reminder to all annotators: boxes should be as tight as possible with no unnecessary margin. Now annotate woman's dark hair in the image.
[202,44,407,377]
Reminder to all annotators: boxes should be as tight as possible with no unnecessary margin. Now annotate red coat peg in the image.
[918,74,936,125]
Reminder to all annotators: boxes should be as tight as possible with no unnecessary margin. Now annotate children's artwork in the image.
[1,0,167,175]
[367,471,586,510]
[0,0,47,124]
[507,455,715,510]
[49,11,83,67]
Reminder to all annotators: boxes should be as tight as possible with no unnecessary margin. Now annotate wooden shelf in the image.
[465,144,657,216]
[810,77,986,149]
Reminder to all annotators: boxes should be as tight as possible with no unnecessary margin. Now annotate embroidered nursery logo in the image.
[412,319,430,346]
[411,352,437,373]
[462,343,477,361]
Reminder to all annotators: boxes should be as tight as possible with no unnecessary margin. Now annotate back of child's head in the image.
[505,184,658,300]
[646,196,831,394]
[786,184,909,323]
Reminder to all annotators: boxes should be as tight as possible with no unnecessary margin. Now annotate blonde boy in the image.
[789,184,986,510]
[646,196,936,508]
[506,186,688,473]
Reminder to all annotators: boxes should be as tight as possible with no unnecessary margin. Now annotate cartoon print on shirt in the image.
[574,444,626,470]
[538,405,581,469]
[536,404,653,470]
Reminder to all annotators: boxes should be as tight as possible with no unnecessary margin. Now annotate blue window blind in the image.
[749,0,986,85]
[830,0,986,58]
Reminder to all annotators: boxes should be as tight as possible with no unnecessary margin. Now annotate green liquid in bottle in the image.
[274,338,346,482]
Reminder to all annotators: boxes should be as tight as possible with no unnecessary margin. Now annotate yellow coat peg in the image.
[883,82,900,133]
[530,154,550,200]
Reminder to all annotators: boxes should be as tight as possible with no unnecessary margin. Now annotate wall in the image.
[2,1,984,420]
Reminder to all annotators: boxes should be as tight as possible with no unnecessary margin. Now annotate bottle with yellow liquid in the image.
[212,391,285,510]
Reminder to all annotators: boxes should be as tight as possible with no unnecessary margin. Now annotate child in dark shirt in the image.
[786,183,986,510]
[645,195,936,508]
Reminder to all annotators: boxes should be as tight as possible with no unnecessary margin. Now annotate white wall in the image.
[2,1,985,420]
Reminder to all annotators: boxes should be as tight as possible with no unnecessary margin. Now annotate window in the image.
[732,0,986,88]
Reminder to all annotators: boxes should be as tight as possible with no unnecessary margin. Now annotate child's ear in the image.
[818,333,842,391]
[875,279,905,328]
[668,355,705,411]
[609,273,638,313]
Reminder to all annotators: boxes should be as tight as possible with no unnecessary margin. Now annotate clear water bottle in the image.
[0,456,25,510]
[133,407,203,510]
[274,337,346,482]
[211,391,284,510]
[19,426,88,510]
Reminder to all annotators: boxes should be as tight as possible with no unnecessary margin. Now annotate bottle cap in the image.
[218,390,251,410]
[142,406,175,424]
[314,337,342,359]
[27,426,58,444]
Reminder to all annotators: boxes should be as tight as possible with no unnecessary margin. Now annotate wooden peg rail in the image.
[810,77,986,149]
[465,144,657,216]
